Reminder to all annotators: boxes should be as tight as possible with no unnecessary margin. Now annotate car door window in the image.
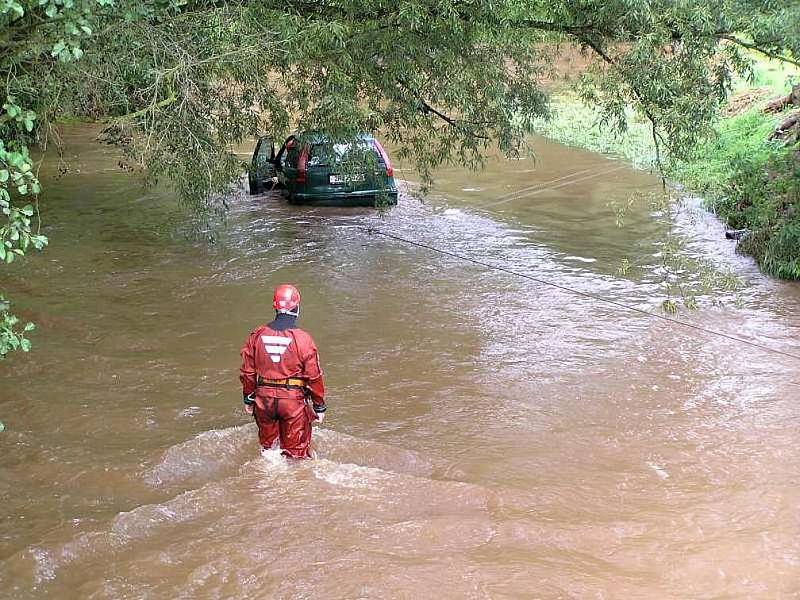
[253,138,273,166]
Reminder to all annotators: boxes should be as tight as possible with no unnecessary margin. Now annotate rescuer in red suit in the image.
[239,284,326,458]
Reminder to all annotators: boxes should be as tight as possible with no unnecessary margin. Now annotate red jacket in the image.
[239,323,325,408]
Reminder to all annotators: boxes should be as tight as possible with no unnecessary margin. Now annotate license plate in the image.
[329,174,365,184]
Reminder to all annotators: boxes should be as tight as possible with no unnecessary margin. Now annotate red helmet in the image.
[273,284,301,314]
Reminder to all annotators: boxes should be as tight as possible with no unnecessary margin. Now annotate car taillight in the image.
[297,145,309,184]
[372,139,393,177]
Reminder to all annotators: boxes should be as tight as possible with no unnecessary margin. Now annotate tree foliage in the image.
[2,0,800,356]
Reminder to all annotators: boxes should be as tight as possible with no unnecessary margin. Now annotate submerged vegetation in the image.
[3,1,800,356]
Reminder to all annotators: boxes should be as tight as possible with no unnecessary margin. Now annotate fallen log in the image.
[768,110,800,142]
[763,84,800,114]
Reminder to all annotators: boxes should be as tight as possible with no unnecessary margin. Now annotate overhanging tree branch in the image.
[577,35,665,171]
[716,33,800,70]
[390,74,490,140]
[417,98,488,140]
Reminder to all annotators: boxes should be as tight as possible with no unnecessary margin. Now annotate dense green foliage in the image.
[2,0,800,356]
[673,108,800,278]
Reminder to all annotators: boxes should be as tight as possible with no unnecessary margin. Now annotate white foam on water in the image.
[144,425,441,496]
[144,424,253,487]
[28,530,118,585]
[16,427,465,590]
[29,547,56,583]
[311,428,438,478]
[647,461,670,480]
[15,436,498,592]
[177,406,202,418]
[253,446,291,476]
[23,473,245,586]
[311,458,392,490]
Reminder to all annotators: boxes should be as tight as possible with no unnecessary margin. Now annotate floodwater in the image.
[1,127,799,598]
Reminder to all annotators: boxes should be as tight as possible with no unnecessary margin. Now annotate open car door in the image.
[248,137,277,195]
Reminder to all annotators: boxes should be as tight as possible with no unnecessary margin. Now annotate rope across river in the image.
[366,226,800,364]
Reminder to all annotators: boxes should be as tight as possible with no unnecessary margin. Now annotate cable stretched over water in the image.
[366,227,800,363]
[478,165,628,210]
[478,165,599,205]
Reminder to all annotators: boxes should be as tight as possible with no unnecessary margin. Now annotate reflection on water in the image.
[1,127,799,598]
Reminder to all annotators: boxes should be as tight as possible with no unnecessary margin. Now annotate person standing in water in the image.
[239,284,326,458]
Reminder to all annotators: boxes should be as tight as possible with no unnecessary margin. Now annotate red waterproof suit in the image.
[239,322,325,458]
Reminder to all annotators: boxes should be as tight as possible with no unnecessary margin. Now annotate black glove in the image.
[243,393,256,406]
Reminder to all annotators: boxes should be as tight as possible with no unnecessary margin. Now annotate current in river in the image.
[1,127,799,598]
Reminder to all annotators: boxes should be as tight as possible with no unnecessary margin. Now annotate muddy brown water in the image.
[1,127,799,598]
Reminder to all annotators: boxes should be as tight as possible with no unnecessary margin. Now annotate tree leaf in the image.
[51,41,66,57]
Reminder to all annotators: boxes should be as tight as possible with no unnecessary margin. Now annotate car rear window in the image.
[308,142,381,168]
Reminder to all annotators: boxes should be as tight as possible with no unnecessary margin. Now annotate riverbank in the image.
[538,59,800,279]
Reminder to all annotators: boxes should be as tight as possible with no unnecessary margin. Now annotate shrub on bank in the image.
[670,109,800,279]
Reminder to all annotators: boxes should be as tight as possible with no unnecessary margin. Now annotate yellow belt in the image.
[258,377,305,388]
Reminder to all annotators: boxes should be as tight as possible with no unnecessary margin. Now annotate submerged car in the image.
[248,132,398,206]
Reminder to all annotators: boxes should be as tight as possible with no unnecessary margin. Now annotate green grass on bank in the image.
[534,97,659,169]
[539,57,800,279]
[735,56,798,94]
[670,109,800,278]
[673,56,800,279]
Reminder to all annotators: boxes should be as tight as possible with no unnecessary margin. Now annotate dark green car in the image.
[248,132,398,206]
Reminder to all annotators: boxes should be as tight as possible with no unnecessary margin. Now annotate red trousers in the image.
[253,395,316,459]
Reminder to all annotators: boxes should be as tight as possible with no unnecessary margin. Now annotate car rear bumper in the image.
[288,189,399,206]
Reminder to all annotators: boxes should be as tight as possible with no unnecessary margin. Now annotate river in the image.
[1,127,798,598]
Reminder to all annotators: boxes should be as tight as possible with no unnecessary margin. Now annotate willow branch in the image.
[578,36,665,172]
[717,34,800,69]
